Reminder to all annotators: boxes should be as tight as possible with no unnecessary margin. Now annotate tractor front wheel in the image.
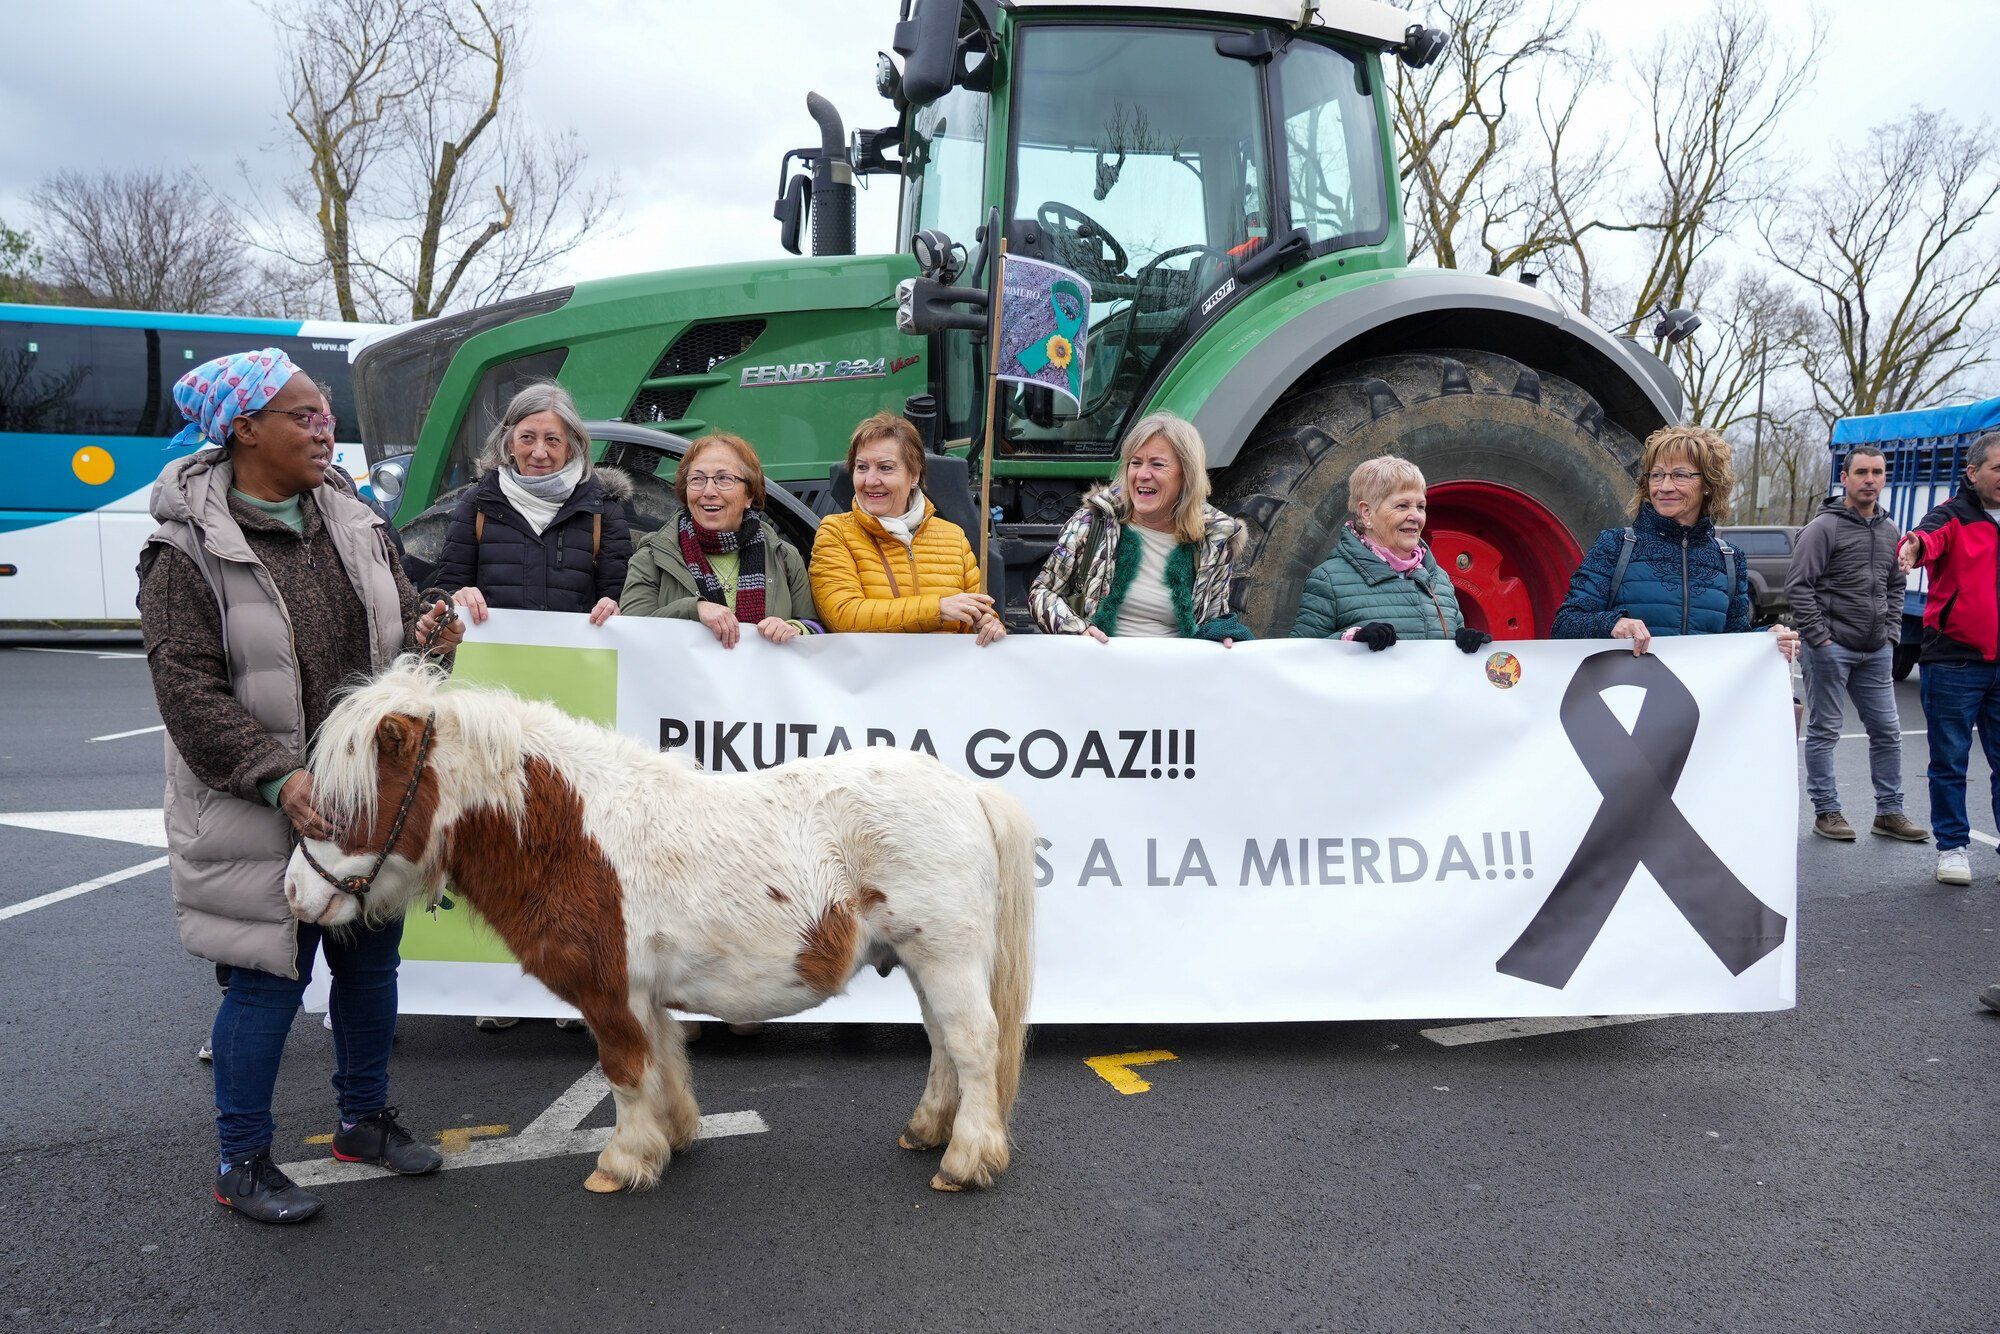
[1213,349,1644,640]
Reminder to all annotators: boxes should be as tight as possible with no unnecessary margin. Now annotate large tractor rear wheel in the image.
[1213,349,1644,639]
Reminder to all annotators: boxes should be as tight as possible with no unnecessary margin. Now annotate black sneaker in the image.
[331,1107,442,1175]
[214,1151,322,1224]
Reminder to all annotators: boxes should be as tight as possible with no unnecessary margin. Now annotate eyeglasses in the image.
[684,471,747,492]
[249,407,337,434]
[1645,469,1702,485]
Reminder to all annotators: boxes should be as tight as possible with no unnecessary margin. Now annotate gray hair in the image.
[1109,410,1212,545]
[483,381,593,477]
[1967,432,2000,473]
[1346,455,1427,518]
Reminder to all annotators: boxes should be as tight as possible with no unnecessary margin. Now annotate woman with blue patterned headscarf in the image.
[138,349,464,1225]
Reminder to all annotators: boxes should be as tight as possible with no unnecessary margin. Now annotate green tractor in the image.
[360,0,1688,639]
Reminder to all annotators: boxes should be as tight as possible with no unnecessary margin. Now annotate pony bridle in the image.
[294,713,438,902]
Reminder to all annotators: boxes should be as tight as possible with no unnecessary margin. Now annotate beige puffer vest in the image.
[147,451,405,977]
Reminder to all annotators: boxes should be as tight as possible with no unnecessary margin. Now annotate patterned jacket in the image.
[1029,487,1248,639]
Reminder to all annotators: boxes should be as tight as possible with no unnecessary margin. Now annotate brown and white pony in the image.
[283,657,1035,1194]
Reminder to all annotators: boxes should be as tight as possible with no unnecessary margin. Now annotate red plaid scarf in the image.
[677,510,766,623]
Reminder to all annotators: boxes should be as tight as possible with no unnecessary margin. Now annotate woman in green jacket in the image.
[1292,456,1491,653]
[620,432,818,645]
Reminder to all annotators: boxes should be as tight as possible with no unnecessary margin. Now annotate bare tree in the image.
[261,0,616,322]
[1395,0,1614,283]
[28,170,248,312]
[1767,109,2000,422]
[1734,405,1828,525]
[1675,262,1816,433]
[1603,2,1821,345]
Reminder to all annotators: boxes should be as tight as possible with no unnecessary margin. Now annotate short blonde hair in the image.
[1346,455,1427,519]
[1111,411,1211,545]
[675,432,767,510]
[483,381,593,478]
[1635,424,1735,523]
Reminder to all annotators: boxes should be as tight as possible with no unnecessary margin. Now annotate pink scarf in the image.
[1354,523,1427,574]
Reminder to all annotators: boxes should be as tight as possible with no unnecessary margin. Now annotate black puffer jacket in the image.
[433,468,633,613]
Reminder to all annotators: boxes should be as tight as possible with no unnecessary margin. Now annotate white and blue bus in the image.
[1831,395,2000,680]
[0,303,386,625]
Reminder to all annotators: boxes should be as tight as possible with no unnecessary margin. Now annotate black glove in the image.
[1454,626,1494,654]
[1353,621,1398,652]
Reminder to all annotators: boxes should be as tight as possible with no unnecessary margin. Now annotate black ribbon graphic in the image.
[1497,650,1789,988]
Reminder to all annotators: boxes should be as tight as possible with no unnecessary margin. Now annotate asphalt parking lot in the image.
[2,636,1996,1334]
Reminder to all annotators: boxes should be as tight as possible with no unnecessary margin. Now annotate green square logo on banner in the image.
[399,641,617,964]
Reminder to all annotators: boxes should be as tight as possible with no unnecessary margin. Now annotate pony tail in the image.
[977,784,1037,1125]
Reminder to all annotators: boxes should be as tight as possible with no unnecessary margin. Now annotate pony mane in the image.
[310,653,679,836]
[311,655,451,833]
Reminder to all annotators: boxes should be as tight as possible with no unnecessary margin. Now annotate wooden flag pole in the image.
[976,239,1010,582]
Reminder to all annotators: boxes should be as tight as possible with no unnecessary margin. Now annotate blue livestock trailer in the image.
[1830,396,2000,680]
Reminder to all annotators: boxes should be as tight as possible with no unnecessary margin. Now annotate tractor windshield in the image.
[1004,24,1269,452]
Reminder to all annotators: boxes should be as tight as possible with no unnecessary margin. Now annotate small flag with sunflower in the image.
[996,254,1091,408]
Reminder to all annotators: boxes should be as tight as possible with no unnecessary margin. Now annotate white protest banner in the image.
[341,612,1797,1024]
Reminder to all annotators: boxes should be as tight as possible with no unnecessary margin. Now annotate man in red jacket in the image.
[1899,432,2000,885]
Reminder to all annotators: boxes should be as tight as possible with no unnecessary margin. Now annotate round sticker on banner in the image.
[1485,651,1522,689]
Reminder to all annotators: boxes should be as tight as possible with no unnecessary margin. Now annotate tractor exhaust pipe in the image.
[806,93,855,257]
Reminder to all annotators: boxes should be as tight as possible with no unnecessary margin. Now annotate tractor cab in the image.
[880,0,1416,456]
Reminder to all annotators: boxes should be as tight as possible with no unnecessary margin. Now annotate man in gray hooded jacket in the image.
[1786,444,1929,843]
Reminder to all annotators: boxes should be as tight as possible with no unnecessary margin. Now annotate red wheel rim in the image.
[1424,481,1581,640]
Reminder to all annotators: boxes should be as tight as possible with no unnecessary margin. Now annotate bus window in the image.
[0,323,161,435]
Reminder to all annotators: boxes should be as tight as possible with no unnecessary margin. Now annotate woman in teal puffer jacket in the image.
[1291,456,1492,653]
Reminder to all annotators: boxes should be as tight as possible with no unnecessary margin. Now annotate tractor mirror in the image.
[897,276,989,335]
[893,0,962,107]
[775,175,811,256]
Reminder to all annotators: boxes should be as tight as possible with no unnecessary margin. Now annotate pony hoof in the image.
[583,1169,625,1193]
[898,1134,940,1152]
[929,1172,966,1192]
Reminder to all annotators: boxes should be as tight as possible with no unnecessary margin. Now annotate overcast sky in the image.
[1,0,1994,303]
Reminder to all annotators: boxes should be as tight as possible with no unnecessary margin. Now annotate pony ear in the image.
[377,713,419,759]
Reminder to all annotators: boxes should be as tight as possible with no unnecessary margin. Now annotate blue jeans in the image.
[1801,642,1905,816]
[1919,660,2000,852]
[210,917,404,1161]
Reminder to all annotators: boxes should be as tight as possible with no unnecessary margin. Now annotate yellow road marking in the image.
[436,1125,510,1155]
[1085,1050,1178,1095]
[303,1124,510,1152]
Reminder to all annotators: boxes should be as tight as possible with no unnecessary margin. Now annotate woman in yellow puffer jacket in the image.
[810,412,1006,645]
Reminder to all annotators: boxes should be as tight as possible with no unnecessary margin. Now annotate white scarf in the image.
[874,491,929,550]
[496,456,584,535]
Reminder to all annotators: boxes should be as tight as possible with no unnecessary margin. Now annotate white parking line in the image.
[0,856,168,923]
[280,1064,768,1187]
[15,647,145,659]
[1970,831,1998,849]
[88,724,165,743]
[0,809,167,847]
[1420,1014,1672,1046]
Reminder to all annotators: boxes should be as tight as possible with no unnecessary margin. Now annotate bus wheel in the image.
[1212,349,1642,640]
[1893,643,1919,682]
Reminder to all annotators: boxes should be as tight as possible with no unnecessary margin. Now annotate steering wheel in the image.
[1130,243,1235,316]
[1036,200,1129,283]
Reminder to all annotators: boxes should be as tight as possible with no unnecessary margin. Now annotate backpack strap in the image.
[1607,527,1637,604]
[1715,536,1737,599]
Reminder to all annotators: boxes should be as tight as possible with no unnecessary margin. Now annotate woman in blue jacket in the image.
[1554,423,1798,661]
